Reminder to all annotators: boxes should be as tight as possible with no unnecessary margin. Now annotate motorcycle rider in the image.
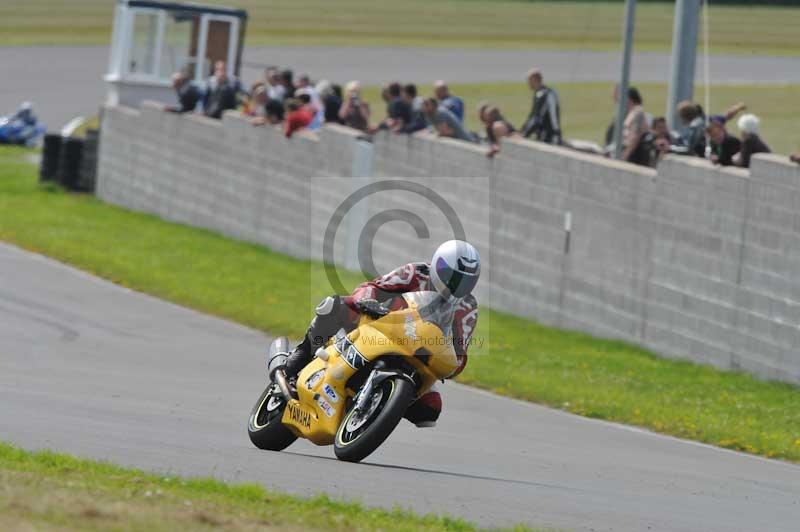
[280,240,480,428]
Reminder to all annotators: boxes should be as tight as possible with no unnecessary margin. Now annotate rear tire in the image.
[334,377,414,463]
[247,386,297,451]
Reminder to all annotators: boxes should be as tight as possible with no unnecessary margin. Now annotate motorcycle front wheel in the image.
[247,385,297,451]
[334,377,414,463]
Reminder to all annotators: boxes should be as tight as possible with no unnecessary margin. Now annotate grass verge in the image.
[1,145,799,462]
[1,0,798,55]
[0,441,528,532]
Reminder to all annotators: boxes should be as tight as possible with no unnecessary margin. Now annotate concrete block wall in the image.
[97,103,800,384]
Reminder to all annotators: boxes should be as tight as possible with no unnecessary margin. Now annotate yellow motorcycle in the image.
[247,291,459,462]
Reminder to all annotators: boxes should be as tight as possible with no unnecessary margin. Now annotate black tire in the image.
[334,377,414,463]
[247,386,297,451]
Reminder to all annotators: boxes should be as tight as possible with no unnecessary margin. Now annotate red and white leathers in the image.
[284,262,479,425]
[343,262,478,377]
[343,262,479,425]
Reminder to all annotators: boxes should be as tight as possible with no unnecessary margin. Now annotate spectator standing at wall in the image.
[433,80,465,122]
[280,69,296,99]
[316,80,343,124]
[264,67,286,102]
[338,81,371,132]
[521,68,562,145]
[377,82,412,131]
[651,116,683,160]
[203,61,245,119]
[296,74,323,111]
[422,98,477,143]
[620,87,651,166]
[791,153,800,164]
[481,105,516,158]
[733,113,771,168]
[675,101,706,157]
[296,92,322,131]
[168,71,201,113]
[401,83,427,133]
[244,85,268,118]
[705,117,741,166]
[283,98,313,138]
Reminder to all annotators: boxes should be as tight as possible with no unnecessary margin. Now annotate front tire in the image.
[334,377,414,463]
[248,386,297,451]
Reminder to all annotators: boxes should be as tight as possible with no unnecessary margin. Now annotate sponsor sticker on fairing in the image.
[305,369,325,390]
[315,394,335,417]
[322,383,339,403]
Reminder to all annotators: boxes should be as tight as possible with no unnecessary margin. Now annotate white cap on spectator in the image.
[737,113,760,134]
[345,80,361,94]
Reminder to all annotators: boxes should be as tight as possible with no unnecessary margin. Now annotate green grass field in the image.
[0,442,530,532]
[1,0,799,55]
[1,145,799,462]
[360,82,800,156]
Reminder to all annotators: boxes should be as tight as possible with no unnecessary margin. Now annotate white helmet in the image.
[430,240,480,300]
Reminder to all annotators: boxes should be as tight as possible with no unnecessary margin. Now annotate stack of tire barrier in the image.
[38,129,99,192]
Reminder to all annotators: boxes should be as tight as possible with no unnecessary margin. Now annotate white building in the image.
[105,0,247,108]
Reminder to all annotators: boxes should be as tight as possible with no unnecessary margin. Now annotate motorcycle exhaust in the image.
[266,337,290,379]
[266,337,297,401]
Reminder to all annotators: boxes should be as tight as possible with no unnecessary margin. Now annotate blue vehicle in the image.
[0,103,46,146]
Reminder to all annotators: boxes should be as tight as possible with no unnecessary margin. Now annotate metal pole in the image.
[666,0,701,130]
[612,0,636,160]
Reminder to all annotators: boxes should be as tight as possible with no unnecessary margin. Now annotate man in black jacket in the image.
[170,72,202,113]
[203,61,245,119]
[521,69,562,144]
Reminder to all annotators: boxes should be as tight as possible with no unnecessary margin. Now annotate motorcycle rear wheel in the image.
[334,377,414,463]
[247,386,297,451]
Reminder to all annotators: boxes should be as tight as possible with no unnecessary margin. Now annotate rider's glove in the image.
[356,298,389,319]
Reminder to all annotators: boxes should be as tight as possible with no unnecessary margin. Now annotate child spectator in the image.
[521,68,562,145]
[706,117,741,166]
[733,114,771,168]
[338,81,371,132]
[283,98,313,138]
[433,80,465,122]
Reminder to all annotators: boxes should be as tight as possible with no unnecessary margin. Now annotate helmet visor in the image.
[436,257,479,299]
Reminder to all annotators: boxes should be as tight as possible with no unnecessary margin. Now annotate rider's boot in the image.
[282,296,348,379]
[404,388,442,428]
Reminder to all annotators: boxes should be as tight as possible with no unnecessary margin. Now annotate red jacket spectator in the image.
[284,100,313,138]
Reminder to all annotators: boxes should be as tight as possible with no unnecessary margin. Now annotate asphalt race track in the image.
[2,242,799,531]
[2,45,800,131]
